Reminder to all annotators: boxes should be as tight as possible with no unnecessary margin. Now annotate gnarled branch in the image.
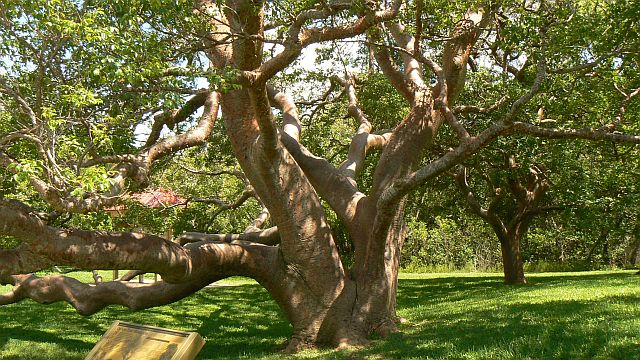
[147,92,220,164]
[176,226,280,246]
[144,91,210,148]
[335,75,392,181]
[0,253,260,315]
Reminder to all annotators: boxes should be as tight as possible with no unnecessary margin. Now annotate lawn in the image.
[0,271,638,359]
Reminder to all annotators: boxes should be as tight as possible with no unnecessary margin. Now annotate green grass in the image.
[1,271,639,359]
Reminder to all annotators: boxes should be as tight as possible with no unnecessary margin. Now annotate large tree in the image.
[1,0,639,351]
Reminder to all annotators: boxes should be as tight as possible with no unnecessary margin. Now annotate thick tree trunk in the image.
[219,88,362,350]
[217,81,420,350]
[200,0,484,350]
[349,204,407,340]
[499,233,526,285]
[209,5,410,342]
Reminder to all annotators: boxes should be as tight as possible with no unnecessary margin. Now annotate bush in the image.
[402,217,501,271]
[524,260,591,273]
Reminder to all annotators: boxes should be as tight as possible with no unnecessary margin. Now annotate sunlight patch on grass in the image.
[1,271,638,359]
[1,339,86,359]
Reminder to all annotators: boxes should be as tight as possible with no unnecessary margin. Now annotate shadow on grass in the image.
[0,326,92,351]
[341,272,640,360]
[0,281,290,360]
[195,285,291,358]
[0,299,110,355]
[0,272,638,359]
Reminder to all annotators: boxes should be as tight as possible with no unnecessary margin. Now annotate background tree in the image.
[456,155,559,284]
[1,0,640,352]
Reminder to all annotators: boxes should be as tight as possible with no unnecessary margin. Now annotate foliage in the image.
[403,216,497,272]
[0,235,20,249]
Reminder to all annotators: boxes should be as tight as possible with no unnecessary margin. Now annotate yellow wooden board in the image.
[85,321,205,360]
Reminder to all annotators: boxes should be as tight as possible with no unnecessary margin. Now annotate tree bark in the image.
[218,86,361,350]
[499,229,527,285]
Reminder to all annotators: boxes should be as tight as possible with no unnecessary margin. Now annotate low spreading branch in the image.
[176,226,280,246]
[0,199,273,283]
[0,198,280,315]
[0,272,225,315]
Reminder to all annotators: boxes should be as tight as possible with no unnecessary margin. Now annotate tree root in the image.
[372,319,400,337]
[280,336,315,354]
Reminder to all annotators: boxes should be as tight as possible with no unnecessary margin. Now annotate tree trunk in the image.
[500,235,526,285]
[218,87,410,350]
[349,199,407,339]
[497,222,527,285]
